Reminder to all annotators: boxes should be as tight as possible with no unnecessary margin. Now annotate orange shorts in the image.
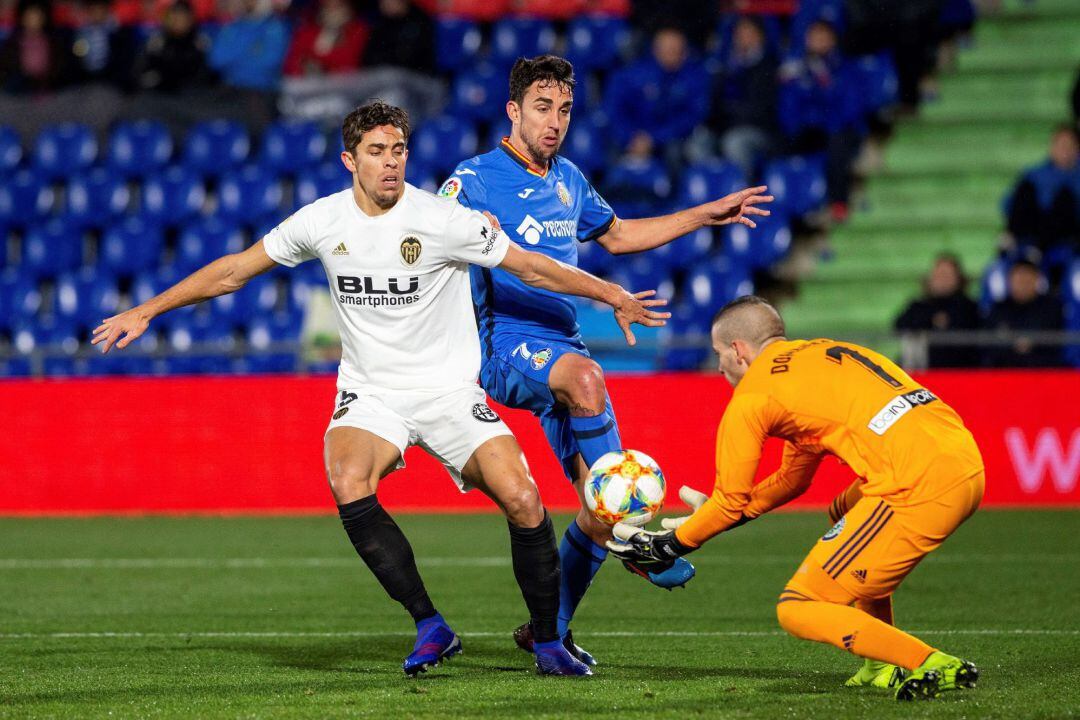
[785,470,984,602]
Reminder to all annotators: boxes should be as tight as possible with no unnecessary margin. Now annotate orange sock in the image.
[777,598,933,670]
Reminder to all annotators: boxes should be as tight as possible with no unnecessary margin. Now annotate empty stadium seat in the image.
[410,115,479,175]
[34,123,97,180]
[22,220,83,280]
[217,166,285,223]
[0,169,56,227]
[65,167,132,228]
[490,18,557,68]
[723,211,792,269]
[451,63,504,122]
[294,162,351,209]
[210,273,280,322]
[762,155,827,217]
[565,16,630,74]
[165,313,238,374]
[184,120,250,177]
[435,17,483,72]
[608,255,675,300]
[0,125,22,173]
[98,217,164,277]
[659,301,712,370]
[656,226,716,272]
[561,115,607,175]
[53,268,120,326]
[175,216,246,275]
[679,159,747,207]
[576,237,614,277]
[243,311,300,373]
[108,120,173,178]
[0,268,43,330]
[683,255,754,313]
[261,120,327,174]
[603,157,672,218]
[140,165,207,225]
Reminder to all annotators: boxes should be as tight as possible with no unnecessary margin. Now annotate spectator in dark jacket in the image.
[362,0,434,74]
[0,0,71,94]
[605,26,710,160]
[1006,124,1080,256]
[778,19,863,220]
[983,259,1065,368]
[69,0,134,88]
[895,253,981,367]
[134,0,213,93]
[283,0,368,77]
[708,15,779,177]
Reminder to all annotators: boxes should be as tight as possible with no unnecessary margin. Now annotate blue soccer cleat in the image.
[514,623,597,666]
[534,639,593,676]
[622,556,696,590]
[402,614,462,677]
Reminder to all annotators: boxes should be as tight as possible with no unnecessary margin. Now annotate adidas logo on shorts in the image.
[850,568,867,584]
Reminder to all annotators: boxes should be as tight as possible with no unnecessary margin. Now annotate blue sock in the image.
[568,406,622,469]
[557,520,608,637]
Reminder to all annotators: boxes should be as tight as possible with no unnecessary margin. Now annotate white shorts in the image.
[325,384,513,491]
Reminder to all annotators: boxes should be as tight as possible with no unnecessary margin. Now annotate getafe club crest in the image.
[400,235,422,267]
[556,181,571,207]
[531,348,553,370]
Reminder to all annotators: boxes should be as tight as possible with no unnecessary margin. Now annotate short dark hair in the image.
[341,100,410,155]
[711,295,786,346]
[508,55,575,106]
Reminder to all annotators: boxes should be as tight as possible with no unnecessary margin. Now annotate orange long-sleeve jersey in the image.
[675,339,984,548]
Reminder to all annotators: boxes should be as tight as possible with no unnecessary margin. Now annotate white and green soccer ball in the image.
[585,449,666,526]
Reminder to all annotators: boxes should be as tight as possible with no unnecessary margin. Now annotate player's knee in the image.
[500,481,544,527]
[776,599,807,638]
[562,361,607,412]
[325,459,379,503]
[575,506,612,544]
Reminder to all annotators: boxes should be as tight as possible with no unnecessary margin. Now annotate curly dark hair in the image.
[341,100,411,155]
[508,55,576,106]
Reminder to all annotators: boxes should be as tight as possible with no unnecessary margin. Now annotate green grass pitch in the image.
[1,509,1077,719]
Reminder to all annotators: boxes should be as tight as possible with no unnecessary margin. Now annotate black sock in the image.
[508,510,561,644]
[338,495,437,624]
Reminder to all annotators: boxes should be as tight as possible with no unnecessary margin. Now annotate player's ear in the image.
[341,150,358,173]
[506,100,520,125]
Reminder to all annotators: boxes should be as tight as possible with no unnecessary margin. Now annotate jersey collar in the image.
[499,137,550,178]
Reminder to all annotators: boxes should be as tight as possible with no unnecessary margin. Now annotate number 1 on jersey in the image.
[825,345,903,388]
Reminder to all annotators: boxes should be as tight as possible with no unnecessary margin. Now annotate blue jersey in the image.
[439,139,616,347]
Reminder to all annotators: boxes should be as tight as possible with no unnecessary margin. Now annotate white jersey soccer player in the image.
[93,101,669,677]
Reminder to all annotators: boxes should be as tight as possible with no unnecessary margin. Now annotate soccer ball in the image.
[585,449,666,526]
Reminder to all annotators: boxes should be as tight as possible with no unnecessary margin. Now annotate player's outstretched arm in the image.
[595,186,774,255]
[91,241,278,354]
[497,240,671,346]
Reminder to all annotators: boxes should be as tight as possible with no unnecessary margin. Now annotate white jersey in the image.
[262,184,510,392]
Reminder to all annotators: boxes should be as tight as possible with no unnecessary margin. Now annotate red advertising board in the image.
[1,370,1077,514]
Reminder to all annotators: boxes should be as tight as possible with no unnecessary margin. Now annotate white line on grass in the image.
[0,629,1075,640]
[0,554,1074,569]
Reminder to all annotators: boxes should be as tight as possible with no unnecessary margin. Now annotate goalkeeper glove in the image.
[606,522,695,575]
[659,485,709,530]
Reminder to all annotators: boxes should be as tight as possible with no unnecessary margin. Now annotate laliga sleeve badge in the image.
[438,177,462,198]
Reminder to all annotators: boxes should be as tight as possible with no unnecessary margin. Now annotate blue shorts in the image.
[479,335,619,482]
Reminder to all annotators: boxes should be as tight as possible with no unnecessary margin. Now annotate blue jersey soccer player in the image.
[440,55,773,663]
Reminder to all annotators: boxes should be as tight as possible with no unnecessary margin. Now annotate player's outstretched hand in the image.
[91,308,151,354]
[611,288,671,346]
[701,186,774,229]
[660,485,710,530]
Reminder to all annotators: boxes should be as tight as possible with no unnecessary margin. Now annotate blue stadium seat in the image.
[0,169,55,228]
[99,217,164,277]
[0,125,22,173]
[130,268,196,328]
[34,123,97,180]
[491,18,557,68]
[53,268,120,326]
[980,258,1010,314]
[561,115,606,175]
[10,315,81,376]
[184,120,250,178]
[856,52,899,116]
[0,268,43,330]
[679,160,746,207]
[165,313,238,374]
[451,62,504,122]
[107,120,173,178]
[261,120,327,174]
[608,256,675,300]
[604,157,672,218]
[410,115,479,175]
[565,16,630,74]
[210,273,279,322]
[175,216,245,275]
[659,301,712,370]
[217,166,285,223]
[576,237,614,277]
[656,226,716,272]
[22,220,82,280]
[762,155,826,218]
[723,212,793,269]
[435,17,483,73]
[65,167,132,228]
[294,162,351,209]
[682,254,754,314]
[140,165,206,225]
[243,311,300,373]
